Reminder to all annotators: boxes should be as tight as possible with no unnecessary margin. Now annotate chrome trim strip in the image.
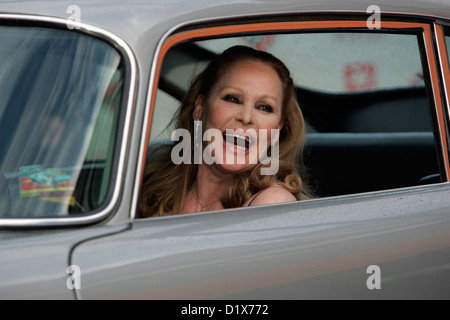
[435,24,450,111]
[434,23,450,167]
[423,25,450,180]
[0,14,138,228]
[130,16,206,222]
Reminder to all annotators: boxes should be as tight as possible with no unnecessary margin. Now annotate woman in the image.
[140,45,311,217]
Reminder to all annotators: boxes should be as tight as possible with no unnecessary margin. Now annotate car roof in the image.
[1,0,450,39]
[1,0,449,83]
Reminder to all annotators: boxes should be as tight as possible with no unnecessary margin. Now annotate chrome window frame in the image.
[434,22,450,161]
[0,14,138,228]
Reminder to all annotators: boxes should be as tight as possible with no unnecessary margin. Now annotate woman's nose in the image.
[236,104,253,125]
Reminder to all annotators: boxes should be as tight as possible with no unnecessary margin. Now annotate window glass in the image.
[446,34,450,62]
[158,33,430,134]
[196,33,431,134]
[0,26,124,218]
[198,33,424,93]
[145,28,440,218]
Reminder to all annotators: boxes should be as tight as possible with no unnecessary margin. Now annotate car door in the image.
[71,14,450,300]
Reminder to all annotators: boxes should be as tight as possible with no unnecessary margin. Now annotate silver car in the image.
[1,0,450,301]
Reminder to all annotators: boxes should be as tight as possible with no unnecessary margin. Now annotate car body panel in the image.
[73,183,450,299]
[0,0,449,300]
[0,222,128,299]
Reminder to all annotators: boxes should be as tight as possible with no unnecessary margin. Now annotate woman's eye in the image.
[257,104,274,113]
[222,94,241,104]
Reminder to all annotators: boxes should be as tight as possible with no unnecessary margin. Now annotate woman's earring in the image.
[194,120,202,164]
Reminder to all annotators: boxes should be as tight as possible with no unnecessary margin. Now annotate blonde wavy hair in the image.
[139,45,311,217]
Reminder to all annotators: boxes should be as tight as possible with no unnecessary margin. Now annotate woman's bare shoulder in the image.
[244,185,296,207]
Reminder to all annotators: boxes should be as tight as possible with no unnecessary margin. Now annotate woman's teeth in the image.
[223,132,251,149]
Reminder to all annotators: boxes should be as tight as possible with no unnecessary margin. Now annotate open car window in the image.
[145,21,445,217]
[155,32,429,135]
[0,26,125,219]
[198,33,424,94]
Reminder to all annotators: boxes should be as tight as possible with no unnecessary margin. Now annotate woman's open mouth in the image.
[222,129,256,154]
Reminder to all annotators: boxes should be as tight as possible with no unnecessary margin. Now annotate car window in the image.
[197,33,431,133]
[155,32,429,135]
[143,23,443,218]
[0,26,124,219]
[198,33,424,94]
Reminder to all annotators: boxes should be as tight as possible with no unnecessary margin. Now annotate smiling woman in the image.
[193,57,283,174]
[139,45,312,218]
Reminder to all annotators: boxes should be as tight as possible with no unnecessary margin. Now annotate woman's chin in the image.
[215,162,254,174]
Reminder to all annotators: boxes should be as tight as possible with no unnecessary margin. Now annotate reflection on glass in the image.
[0,26,124,218]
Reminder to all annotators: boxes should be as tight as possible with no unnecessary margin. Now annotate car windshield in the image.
[0,26,124,219]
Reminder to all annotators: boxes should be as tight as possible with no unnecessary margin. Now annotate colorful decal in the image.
[19,165,75,205]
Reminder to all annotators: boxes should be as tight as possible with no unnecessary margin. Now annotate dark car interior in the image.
[154,41,442,199]
[298,86,440,197]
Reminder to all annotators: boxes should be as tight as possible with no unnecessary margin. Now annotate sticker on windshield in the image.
[19,165,75,204]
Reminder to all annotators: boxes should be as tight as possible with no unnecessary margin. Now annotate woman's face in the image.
[194,59,284,173]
